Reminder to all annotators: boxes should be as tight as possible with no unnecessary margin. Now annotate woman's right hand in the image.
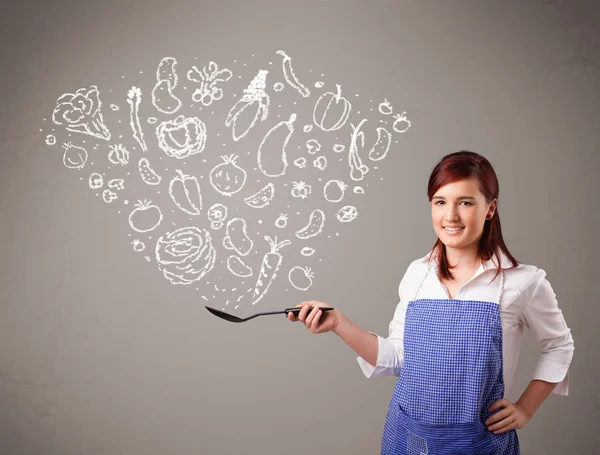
[287,301,342,334]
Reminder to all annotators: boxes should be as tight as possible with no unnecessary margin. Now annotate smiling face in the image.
[431,178,497,255]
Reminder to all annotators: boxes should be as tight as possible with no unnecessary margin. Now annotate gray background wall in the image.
[1,1,599,454]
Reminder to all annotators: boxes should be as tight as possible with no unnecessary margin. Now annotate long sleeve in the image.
[520,269,575,396]
[356,275,408,378]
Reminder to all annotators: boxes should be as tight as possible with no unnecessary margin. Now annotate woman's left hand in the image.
[485,399,530,434]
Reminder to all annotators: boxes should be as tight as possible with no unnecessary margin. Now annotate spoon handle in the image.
[284,307,334,316]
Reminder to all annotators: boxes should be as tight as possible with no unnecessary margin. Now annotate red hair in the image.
[427,150,519,281]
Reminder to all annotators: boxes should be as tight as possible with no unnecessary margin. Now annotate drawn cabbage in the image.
[52,85,111,140]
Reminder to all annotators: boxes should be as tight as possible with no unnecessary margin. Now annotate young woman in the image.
[288,151,575,455]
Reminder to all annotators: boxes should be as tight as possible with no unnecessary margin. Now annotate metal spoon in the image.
[205,305,334,323]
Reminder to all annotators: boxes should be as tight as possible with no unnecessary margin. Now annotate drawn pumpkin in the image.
[312,84,352,132]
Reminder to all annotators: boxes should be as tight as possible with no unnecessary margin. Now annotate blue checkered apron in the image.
[381,267,520,454]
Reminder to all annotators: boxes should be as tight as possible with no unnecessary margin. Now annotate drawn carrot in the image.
[251,236,291,305]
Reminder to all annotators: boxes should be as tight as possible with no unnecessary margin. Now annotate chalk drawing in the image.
[62,142,88,170]
[301,247,315,257]
[227,255,253,278]
[275,214,289,229]
[155,226,216,285]
[336,205,358,223]
[323,179,348,203]
[348,119,369,181]
[151,57,182,114]
[108,178,124,191]
[276,50,311,98]
[306,139,321,155]
[223,218,254,256]
[45,134,56,146]
[127,87,148,152]
[392,111,411,133]
[169,170,202,216]
[353,186,365,195]
[209,155,247,196]
[252,236,291,305]
[207,203,228,230]
[89,173,104,189]
[187,61,233,106]
[156,115,207,159]
[225,70,270,141]
[108,144,130,166]
[333,144,345,153]
[293,157,307,169]
[313,156,327,171]
[291,181,311,199]
[295,209,325,239]
[138,158,162,185]
[288,266,314,291]
[257,113,297,177]
[273,82,284,92]
[313,84,351,132]
[131,239,146,252]
[102,189,118,203]
[244,183,275,208]
[368,127,392,161]
[52,85,111,140]
[128,200,163,233]
[378,99,393,115]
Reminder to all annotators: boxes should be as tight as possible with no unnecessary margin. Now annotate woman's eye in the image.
[460,201,472,206]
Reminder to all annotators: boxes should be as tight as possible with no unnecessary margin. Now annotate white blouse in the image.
[356,249,575,396]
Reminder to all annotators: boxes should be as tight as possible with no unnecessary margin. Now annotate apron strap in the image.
[413,262,431,301]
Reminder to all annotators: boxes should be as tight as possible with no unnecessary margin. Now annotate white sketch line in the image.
[155,226,216,285]
[291,181,311,199]
[152,57,182,114]
[333,144,345,153]
[293,157,307,168]
[209,154,247,196]
[348,119,369,181]
[244,182,275,208]
[108,143,130,166]
[273,82,284,92]
[300,247,315,257]
[45,135,56,146]
[275,214,288,228]
[303,124,313,133]
[128,200,163,233]
[313,84,351,132]
[52,85,111,141]
[336,205,358,223]
[252,236,291,305]
[288,266,314,291]
[314,81,324,88]
[102,189,118,203]
[227,255,253,278]
[378,98,393,115]
[276,50,311,98]
[225,70,270,142]
[127,87,147,152]
[89,173,104,189]
[62,142,88,170]
[108,178,125,191]
[187,61,233,106]
[257,113,297,177]
[392,111,412,133]
[138,157,162,185]
[131,239,146,252]
[313,156,327,171]
[353,186,365,194]
[368,127,392,161]
[295,209,325,239]
[208,203,228,230]
[222,218,254,256]
[306,139,321,155]
[169,169,202,215]
[147,117,157,124]
[323,179,348,203]
[156,115,207,159]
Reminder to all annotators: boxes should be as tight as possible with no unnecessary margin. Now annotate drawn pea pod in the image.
[169,169,202,216]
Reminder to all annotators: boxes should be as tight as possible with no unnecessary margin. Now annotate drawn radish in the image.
[392,111,411,133]
[288,266,314,291]
[252,236,291,305]
[323,180,348,203]
[62,142,88,170]
[257,113,297,177]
